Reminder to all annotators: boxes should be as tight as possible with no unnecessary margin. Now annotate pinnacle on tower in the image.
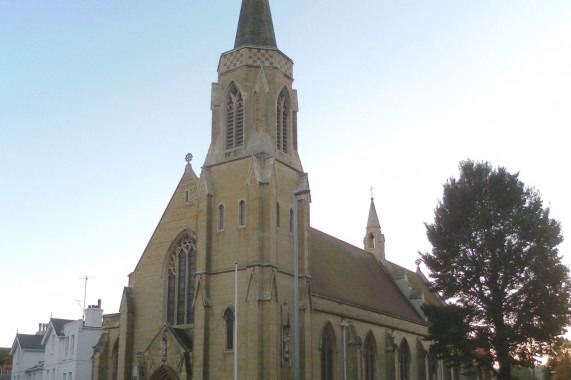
[364,196,386,262]
[367,197,381,229]
[234,0,277,49]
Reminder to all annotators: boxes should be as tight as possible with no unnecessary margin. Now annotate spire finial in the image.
[234,0,277,49]
[369,186,375,200]
[185,153,193,164]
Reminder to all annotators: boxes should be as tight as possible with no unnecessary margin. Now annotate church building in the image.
[92,1,446,379]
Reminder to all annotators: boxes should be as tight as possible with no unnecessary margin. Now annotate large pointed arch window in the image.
[276,88,290,153]
[167,234,197,325]
[226,84,244,149]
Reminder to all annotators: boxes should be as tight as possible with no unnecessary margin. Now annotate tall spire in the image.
[234,0,277,49]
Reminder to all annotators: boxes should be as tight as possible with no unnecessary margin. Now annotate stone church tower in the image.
[193,0,310,377]
[92,2,448,380]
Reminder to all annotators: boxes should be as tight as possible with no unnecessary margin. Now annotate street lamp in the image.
[293,187,310,380]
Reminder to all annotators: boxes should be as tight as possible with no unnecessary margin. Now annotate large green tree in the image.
[420,160,571,380]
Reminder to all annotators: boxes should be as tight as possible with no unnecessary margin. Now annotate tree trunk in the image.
[498,362,511,380]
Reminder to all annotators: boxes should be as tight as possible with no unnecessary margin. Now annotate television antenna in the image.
[76,275,88,319]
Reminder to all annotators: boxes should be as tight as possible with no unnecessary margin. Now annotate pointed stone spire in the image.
[364,196,386,262]
[367,197,381,229]
[234,0,277,49]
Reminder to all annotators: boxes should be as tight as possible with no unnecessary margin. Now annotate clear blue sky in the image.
[1,1,570,347]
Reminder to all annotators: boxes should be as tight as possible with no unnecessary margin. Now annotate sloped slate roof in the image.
[16,334,43,350]
[309,228,425,324]
[50,319,74,336]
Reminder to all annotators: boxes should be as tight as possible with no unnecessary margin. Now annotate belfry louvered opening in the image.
[225,83,244,149]
[276,88,290,153]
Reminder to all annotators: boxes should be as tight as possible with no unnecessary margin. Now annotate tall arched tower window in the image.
[166,234,196,325]
[226,83,244,149]
[276,88,290,153]
[320,323,335,380]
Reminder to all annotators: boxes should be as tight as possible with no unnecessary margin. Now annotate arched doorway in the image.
[150,366,178,380]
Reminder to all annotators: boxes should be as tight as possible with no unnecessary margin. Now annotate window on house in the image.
[276,88,290,153]
[320,323,335,380]
[239,200,246,226]
[224,308,234,351]
[226,84,244,149]
[218,204,225,231]
[364,333,377,380]
[289,208,294,233]
[70,335,74,356]
[166,234,197,325]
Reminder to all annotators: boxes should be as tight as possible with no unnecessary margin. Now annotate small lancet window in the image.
[218,204,225,231]
[364,333,377,380]
[399,339,411,380]
[276,202,280,228]
[289,208,294,233]
[369,234,376,249]
[224,308,235,351]
[226,84,244,149]
[276,88,290,153]
[320,323,335,380]
[239,200,246,227]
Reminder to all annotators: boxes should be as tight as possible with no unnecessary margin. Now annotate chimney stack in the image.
[84,300,103,328]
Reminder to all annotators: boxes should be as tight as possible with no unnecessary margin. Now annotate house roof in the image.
[50,319,74,336]
[14,334,43,351]
[309,228,426,324]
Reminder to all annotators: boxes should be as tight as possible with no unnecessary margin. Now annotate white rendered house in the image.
[10,302,104,380]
